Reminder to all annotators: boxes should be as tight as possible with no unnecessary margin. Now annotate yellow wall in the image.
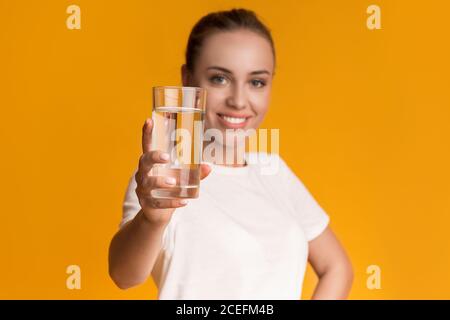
[1,0,449,299]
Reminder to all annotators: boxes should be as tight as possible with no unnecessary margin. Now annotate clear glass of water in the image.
[150,86,207,199]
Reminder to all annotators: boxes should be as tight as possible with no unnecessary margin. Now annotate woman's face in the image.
[182,30,275,137]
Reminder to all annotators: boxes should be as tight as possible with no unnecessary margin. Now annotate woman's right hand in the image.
[135,118,211,227]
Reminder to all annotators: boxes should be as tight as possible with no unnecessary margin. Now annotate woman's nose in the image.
[226,85,247,110]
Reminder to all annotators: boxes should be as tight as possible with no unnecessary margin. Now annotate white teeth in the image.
[221,115,246,124]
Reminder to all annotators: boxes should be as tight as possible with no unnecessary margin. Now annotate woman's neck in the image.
[202,139,247,167]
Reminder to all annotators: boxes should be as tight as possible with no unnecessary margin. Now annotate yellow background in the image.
[1,0,449,299]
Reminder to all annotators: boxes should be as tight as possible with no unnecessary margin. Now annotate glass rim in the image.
[152,85,205,92]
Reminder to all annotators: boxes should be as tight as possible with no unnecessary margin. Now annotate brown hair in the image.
[185,8,276,75]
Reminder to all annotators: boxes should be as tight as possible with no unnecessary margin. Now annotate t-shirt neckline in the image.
[204,153,251,175]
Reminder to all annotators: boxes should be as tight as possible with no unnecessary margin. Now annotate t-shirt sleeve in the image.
[278,155,330,241]
[119,168,141,229]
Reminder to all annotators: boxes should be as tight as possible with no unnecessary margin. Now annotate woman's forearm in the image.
[108,209,168,289]
[311,265,354,300]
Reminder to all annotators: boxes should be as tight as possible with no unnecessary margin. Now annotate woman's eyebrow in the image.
[207,66,270,76]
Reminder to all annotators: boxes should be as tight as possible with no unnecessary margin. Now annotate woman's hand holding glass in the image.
[134,118,211,227]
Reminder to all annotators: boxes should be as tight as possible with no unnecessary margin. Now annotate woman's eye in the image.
[251,79,266,88]
[210,75,228,85]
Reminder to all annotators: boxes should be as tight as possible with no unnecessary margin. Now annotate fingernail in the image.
[179,199,188,205]
[160,153,170,160]
[146,118,152,126]
[165,177,176,185]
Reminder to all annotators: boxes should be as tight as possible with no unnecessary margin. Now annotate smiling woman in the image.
[182,21,275,141]
[109,8,353,300]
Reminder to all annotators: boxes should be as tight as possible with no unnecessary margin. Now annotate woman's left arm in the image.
[308,226,354,299]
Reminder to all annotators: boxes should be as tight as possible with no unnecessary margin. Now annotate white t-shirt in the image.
[120,152,330,300]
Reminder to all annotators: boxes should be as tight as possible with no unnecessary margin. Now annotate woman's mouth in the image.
[217,113,250,129]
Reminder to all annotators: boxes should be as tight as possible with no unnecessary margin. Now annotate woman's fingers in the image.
[141,118,153,154]
[137,118,195,212]
[147,175,177,189]
[136,150,170,181]
[147,198,188,209]
[136,185,188,209]
[199,163,212,180]
[136,175,188,209]
[138,118,168,183]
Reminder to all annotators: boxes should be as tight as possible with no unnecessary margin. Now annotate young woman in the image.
[109,8,353,300]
